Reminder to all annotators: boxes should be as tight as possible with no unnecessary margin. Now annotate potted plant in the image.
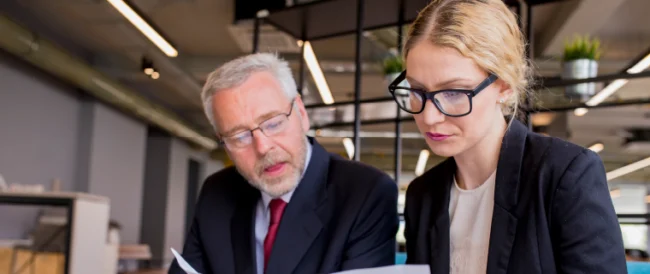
[561,34,603,99]
[383,48,405,83]
[384,56,403,80]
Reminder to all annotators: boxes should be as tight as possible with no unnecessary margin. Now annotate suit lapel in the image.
[428,159,454,273]
[266,138,330,274]
[231,179,259,274]
[486,120,527,274]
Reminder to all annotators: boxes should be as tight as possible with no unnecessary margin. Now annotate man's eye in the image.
[233,133,250,143]
[265,120,283,130]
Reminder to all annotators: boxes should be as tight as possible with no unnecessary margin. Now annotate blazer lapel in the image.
[231,180,259,274]
[428,158,455,273]
[266,138,330,274]
[486,120,527,274]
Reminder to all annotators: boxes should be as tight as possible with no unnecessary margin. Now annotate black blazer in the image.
[404,120,627,273]
[169,137,399,274]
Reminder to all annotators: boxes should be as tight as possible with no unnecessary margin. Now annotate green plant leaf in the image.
[383,55,404,75]
[562,34,603,62]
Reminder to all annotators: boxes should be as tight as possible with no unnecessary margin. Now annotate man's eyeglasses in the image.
[388,71,498,117]
[219,99,296,149]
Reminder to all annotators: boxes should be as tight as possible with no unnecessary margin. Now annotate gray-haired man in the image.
[168,53,399,274]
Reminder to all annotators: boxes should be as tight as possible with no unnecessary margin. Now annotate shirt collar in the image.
[261,138,313,209]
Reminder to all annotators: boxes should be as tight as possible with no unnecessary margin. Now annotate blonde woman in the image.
[391,0,627,273]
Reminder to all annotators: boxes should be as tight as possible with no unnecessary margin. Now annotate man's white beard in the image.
[240,138,308,198]
[252,168,301,198]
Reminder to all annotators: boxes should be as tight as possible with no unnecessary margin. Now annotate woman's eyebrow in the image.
[407,76,474,89]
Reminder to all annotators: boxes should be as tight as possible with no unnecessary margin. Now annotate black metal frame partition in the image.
[250,0,650,184]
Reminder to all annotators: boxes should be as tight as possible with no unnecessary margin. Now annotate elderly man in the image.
[168,53,398,274]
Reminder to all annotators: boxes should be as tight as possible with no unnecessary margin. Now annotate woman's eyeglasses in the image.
[388,71,498,117]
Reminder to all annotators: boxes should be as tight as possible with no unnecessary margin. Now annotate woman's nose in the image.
[420,100,445,125]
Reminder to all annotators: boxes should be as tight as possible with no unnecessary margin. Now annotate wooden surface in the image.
[119,244,152,260]
[0,248,64,274]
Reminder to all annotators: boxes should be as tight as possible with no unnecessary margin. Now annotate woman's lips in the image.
[426,132,451,141]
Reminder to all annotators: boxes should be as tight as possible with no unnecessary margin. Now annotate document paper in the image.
[171,248,201,274]
[332,265,430,274]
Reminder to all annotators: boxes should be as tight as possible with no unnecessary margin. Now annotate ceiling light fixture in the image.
[342,138,355,159]
[588,142,604,153]
[574,107,589,116]
[585,79,628,106]
[583,52,650,107]
[106,0,178,57]
[141,57,154,75]
[415,149,430,176]
[606,156,650,181]
[141,57,160,79]
[299,40,334,104]
[626,53,650,74]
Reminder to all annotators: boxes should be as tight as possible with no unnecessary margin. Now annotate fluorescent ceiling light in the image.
[606,156,650,181]
[106,0,178,57]
[585,79,628,106]
[610,188,621,198]
[415,150,430,176]
[588,142,604,153]
[342,138,355,159]
[574,107,588,116]
[581,52,649,107]
[300,40,334,104]
[627,53,650,74]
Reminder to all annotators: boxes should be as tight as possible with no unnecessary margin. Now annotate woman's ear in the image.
[497,79,514,103]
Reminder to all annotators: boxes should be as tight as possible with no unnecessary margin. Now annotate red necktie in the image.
[264,199,287,272]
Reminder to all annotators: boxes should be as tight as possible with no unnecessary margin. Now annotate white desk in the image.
[0,192,110,274]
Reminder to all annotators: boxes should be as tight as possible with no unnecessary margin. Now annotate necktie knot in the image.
[269,199,287,225]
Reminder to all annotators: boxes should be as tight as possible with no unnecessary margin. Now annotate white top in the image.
[254,142,312,274]
[448,170,497,274]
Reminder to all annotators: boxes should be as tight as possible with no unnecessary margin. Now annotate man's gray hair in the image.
[201,52,298,133]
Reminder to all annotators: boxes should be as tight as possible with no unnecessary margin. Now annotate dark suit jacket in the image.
[169,137,399,274]
[404,120,627,273]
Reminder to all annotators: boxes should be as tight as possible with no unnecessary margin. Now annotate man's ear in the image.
[295,95,311,133]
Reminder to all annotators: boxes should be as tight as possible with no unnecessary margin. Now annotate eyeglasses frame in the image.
[218,98,297,148]
[388,70,499,117]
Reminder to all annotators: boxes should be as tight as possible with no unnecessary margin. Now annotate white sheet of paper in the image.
[332,265,430,274]
[171,248,201,274]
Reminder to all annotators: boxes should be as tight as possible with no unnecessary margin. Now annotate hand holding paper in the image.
[171,248,201,274]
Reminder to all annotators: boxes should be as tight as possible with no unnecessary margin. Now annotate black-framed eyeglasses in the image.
[388,71,498,116]
[218,99,296,149]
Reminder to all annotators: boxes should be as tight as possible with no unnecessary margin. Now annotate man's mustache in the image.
[255,152,290,174]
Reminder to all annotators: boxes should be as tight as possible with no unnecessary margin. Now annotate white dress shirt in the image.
[254,141,312,274]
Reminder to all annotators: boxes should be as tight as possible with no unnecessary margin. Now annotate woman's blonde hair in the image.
[404,0,533,117]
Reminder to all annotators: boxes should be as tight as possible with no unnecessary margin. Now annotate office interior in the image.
[1,0,650,273]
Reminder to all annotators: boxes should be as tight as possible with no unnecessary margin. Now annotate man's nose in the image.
[252,130,274,155]
[420,100,445,125]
